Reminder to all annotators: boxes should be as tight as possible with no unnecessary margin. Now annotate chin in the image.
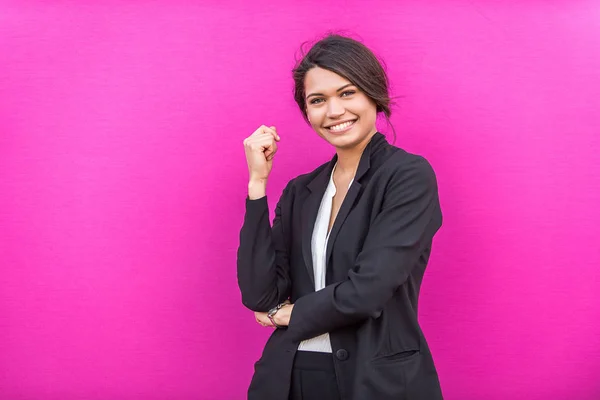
[324,136,356,151]
[324,130,369,149]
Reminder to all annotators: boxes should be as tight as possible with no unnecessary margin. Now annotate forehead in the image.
[304,67,352,93]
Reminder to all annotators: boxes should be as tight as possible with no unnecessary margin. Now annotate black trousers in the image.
[288,351,341,400]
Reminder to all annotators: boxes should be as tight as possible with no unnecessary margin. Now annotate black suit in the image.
[237,132,444,399]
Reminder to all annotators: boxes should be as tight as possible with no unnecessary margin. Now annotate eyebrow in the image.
[306,83,355,100]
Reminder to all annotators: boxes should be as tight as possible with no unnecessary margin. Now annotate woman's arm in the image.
[237,182,293,312]
[284,156,442,341]
[237,125,291,312]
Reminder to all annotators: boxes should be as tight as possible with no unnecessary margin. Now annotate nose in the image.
[326,98,345,119]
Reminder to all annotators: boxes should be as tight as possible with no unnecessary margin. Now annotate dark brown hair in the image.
[292,33,397,142]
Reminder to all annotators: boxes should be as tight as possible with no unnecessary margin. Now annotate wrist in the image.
[248,179,267,200]
[274,303,293,327]
[268,301,291,328]
[267,302,285,328]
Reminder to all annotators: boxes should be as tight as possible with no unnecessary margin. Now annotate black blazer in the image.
[237,132,444,400]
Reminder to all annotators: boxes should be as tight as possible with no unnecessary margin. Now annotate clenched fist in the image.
[243,125,280,199]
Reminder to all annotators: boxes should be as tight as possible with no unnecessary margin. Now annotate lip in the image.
[325,119,358,134]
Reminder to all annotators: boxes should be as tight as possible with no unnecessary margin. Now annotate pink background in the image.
[1,1,599,399]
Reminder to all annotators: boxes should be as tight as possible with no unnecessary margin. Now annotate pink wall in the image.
[1,1,599,399]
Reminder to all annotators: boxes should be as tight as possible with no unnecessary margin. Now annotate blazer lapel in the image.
[325,133,387,277]
[301,157,336,287]
[301,132,388,286]
[325,182,362,274]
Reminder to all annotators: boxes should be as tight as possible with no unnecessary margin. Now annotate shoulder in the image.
[379,145,437,176]
[378,146,438,189]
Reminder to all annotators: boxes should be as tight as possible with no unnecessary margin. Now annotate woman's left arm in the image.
[282,156,442,341]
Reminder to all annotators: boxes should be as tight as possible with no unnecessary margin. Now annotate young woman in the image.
[237,34,444,400]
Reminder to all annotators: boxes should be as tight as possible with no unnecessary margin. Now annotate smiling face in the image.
[304,67,378,150]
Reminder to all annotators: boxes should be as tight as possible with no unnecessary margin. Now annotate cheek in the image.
[361,108,377,123]
[354,97,378,117]
[306,110,320,126]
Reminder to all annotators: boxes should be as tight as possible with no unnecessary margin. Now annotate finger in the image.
[264,126,280,141]
[259,318,272,327]
[250,125,273,137]
[259,125,280,141]
[266,149,277,161]
[263,142,278,160]
[246,137,277,158]
[269,126,280,141]
[247,134,277,148]
[247,129,269,145]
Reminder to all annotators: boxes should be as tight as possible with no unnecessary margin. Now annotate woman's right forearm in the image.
[238,181,293,312]
[248,178,267,200]
[237,195,290,312]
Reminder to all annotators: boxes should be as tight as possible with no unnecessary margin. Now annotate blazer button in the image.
[335,349,349,361]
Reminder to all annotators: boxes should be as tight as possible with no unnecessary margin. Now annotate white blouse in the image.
[298,163,354,353]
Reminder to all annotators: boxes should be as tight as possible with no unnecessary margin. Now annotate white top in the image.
[298,163,354,353]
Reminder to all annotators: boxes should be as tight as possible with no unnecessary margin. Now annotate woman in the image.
[237,34,444,400]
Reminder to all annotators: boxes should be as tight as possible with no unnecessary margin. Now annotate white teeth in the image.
[328,120,355,131]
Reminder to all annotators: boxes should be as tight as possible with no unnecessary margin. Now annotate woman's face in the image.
[304,67,378,150]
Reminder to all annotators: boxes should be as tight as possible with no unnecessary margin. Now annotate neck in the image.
[335,130,377,176]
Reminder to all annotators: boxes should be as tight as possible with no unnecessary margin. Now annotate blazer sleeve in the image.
[236,182,293,312]
[286,156,442,341]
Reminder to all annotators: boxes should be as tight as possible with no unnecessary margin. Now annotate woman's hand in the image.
[255,311,275,328]
[254,303,294,328]
[243,125,280,183]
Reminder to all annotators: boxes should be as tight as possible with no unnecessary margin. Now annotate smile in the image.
[326,119,357,133]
